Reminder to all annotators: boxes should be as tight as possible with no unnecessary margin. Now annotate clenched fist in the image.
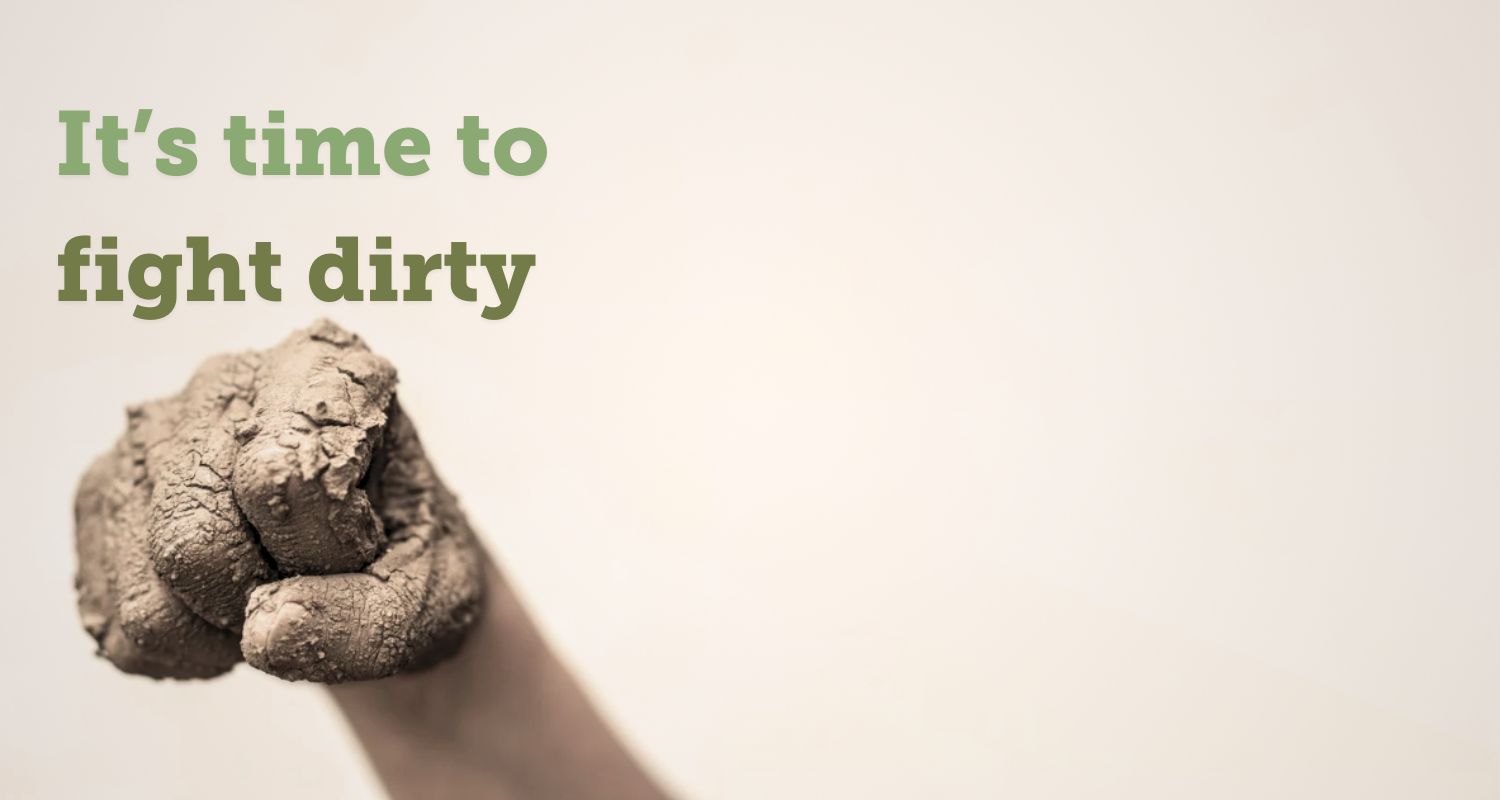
[73,320,485,682]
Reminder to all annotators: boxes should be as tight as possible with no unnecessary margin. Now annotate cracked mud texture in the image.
[73,319,485,682]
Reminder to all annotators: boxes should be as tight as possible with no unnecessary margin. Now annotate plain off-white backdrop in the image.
[2,1,1497,797]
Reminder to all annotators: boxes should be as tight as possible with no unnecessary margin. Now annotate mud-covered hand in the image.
[73,320,485,682]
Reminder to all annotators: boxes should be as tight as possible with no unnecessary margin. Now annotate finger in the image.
[241,405,483,682]
[75,449,122,648]
[145,352,274,629]
[242,519,484,683]
[234,319,396,575]
[87,403,242,679]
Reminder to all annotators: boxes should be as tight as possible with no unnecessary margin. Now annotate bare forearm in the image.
[329,555,671,800]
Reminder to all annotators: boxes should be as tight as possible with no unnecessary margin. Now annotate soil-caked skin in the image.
[73,319,486,682]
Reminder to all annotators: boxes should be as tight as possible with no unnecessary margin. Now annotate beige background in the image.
[2,1,1498,797]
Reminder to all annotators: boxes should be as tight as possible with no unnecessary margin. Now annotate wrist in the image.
[328,553,669,800]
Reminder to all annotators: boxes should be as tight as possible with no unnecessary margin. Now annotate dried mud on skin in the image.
[74,319,484,682]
